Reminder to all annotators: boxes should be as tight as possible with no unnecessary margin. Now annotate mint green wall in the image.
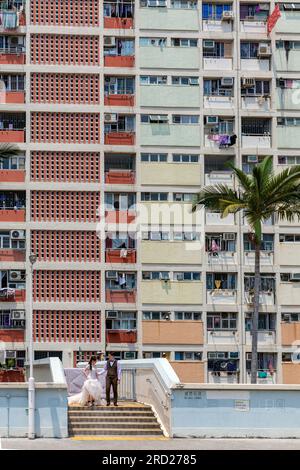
[277,89,300,111]
[140,123,201,147]
[139,8,199,31]
[140,47,200,69]
[276,12,300,33]
[140,85,200,108]
[277,127,300,149]
[275,49,300,72]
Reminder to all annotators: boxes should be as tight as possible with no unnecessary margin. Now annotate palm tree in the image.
[193,156,300,383]
[0,143,20,161]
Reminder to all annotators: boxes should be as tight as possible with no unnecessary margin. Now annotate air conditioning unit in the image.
[9,270,23,282]
[203,40,215,49]
[5,350,16,359]
[162,312,171,320]
[247,155,258,163]
[206,116,219,125]
[10,230,25,240]
[106,271,118,280]
[290,273,300,281]
[283,314,291,322]
[104,36,116,47]
[222,10,234,20]
[160,272,170,281]
[104,113,118,123]
[223,232,236,241]
[258,43,271,57]
[221,77,234,87]
[106,310,118,318]
[242,78,255,88]
[11,310,25,320]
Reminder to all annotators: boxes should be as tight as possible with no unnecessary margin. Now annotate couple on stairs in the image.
[68,352,121,407]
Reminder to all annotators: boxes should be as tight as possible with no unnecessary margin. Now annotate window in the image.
[105,272,136,290]
[244,275,275,292]
[141,192,168,201]
[140,0,167,7]
[104,76,135,95]
[0,155,25,170]
[171,76,199,86]
[278,155,300,165]
[173,193,196,202]
[282,313,300,322]
[241,80,270,96]
[0,74,25,91]
[104,39,135,56]
[143,311,172,320]
[0,231,25,250]
[141,153,168,162]
[204,79,234,97]
[34,351,63,360]
[240,42,259,59]
[105,192,136,210]
[208,352,239,372]
[282,352,292,362]
[143,352,166,359]
[172,115,199,124]
[142,230,199,241]
[207,313,237,330]
[175,352,202,361]
[171,38,197,47]
[245,313,275,331]
[276,40,300,50]
[244,234,274,251]
[206,273,237,289]
[140,76,167,85]
[242,118,271,135]
[142,231,170,240]
[203,41,228,58]
[140,37,167,47]
[171,0,197,9]
[202,3,232,20]
[142,271,170,280]
[173,272,201,281]
[106,311,137,330]
[141,114,168,123]
[280,234,300,242]
[172,154,199,163]
[175,311,202,320]
[240,3,269,20]
[277,117,300,126]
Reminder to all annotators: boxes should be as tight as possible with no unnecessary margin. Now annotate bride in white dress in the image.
[68,355,104,407]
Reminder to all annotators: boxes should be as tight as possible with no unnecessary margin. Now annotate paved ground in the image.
[1,437,300,450]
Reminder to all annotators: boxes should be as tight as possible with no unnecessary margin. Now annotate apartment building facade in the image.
[1,0,300,384]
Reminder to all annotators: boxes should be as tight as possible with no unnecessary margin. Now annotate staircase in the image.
[68,402,164,437]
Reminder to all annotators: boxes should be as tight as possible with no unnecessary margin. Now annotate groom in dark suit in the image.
[103,352,121,406]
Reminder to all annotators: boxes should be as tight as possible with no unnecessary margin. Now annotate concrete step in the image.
[69,428,163,436]
[69,405,151,412]
[69,417,158,423]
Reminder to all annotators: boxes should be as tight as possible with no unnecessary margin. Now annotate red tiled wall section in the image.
[33,311,101,342]
[31,73,100,104]
[31,113,101,143]
[30,35,100,65]
[30,191,100,222]
[31,231,101,262]
[30,0,99,26]
[33,271,101,302]
[30,152,101,182]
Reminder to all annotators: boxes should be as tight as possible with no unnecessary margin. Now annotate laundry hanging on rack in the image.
[2,11,17,29]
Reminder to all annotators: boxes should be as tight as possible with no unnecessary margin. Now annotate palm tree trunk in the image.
[250,240,260,384]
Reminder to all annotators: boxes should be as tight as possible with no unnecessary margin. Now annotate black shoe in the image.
[106,403,110,406]
[114,403,118,407]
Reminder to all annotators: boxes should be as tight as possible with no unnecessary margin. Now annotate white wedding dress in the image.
[68,366,104,406]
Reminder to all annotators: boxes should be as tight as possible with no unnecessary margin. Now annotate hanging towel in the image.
[3,11,17,29]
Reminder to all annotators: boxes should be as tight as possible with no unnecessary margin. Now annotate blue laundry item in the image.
[3,11,17,29]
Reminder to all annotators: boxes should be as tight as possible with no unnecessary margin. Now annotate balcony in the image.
[141,241,202,265]
[140,8,198,31]
[244,251,274,267]
[142,320,204,345]
[207,330,238,345]
[0,48,25,64]
[205,211,235,225]
[105,153,135,184]
[139,46,199,70]
[206,251,237,267]
[241,118,271,148]
[245,330,276,346]
[0,249,25,262]
[203,19,233,33]
[141,162,200,186]
[205,171,234,187]
[0,129,24,143]
[105,169,135,184]
[0,91,25,104]
[106,289,136,303]
[207,289,237,305]
[105,210,136,224]
[104,51,135,68]
[0,209,25,222]
[204,95,234,110]
[246,370,276,384]
[241,96,271,112]
[203,57,232,71]
[140,84,200,108]
[0,288,25,302]
[140,123,201,147]
[208,371,239,384]
[105,132,135,146]
[244,291,275,306]
[141,280,203,305]
[104,94,134,106]
[105,248,136,264]
[241,58,270,72]
[240,20,267,34]
[0,169,24,182]
[106,329,137,343]
[0,329,24,342]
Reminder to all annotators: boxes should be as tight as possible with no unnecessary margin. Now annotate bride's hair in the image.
[88,355,97,370]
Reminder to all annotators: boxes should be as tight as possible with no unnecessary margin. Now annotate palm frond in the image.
[0,144,20,159]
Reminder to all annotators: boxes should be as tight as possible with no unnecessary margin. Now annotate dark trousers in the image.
[106,376,118,404]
